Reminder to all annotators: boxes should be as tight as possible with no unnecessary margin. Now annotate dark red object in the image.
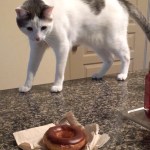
[144,63,150,118]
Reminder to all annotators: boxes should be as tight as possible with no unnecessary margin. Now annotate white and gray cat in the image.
[15,0,150,93]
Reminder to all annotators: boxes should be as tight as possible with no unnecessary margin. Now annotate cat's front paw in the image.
[19,85,31,93]
[51,85,63,93]
[92,73,103,80]
[117,73,127,81]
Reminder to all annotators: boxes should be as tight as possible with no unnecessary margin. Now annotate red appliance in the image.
[144,63,150,118]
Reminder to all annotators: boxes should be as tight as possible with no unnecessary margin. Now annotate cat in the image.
[15,0,150,93]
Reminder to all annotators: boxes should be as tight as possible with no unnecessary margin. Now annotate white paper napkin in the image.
[13,112,110,150]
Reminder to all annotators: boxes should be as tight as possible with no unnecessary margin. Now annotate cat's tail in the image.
[120,0,150,41]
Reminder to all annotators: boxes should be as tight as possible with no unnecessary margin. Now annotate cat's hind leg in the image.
[113,39,130,81]
[116,50,130,81]
[92,49,114,80]
[19,41,47,93]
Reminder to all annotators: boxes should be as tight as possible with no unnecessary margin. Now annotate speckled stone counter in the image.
[0,71,150,150]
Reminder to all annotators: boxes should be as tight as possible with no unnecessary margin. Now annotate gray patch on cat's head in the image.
[16,16,29,28]
[16,0,54,42]
[81,0,105,15]
[16,0,50,28]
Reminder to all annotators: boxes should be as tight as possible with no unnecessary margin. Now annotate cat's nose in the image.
[35,37,40,41]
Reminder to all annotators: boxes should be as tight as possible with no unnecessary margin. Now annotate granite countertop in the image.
[0,71,150,150]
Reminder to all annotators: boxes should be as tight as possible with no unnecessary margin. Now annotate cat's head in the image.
[15,0,53,42]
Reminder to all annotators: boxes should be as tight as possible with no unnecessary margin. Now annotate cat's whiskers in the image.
[43,39,49,46]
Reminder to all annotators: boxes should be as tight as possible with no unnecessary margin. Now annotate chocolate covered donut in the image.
[43,125,86,150]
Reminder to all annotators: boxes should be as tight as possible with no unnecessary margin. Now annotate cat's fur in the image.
[15,0,150,92]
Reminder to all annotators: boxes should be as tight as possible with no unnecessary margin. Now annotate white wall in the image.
[0,1,55,90]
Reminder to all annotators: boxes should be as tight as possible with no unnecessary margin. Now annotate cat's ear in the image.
[43,6,54,18]
[15,7,28,18]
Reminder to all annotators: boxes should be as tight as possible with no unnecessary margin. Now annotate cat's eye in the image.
[27,27,33,31]
[41,26,47,31]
